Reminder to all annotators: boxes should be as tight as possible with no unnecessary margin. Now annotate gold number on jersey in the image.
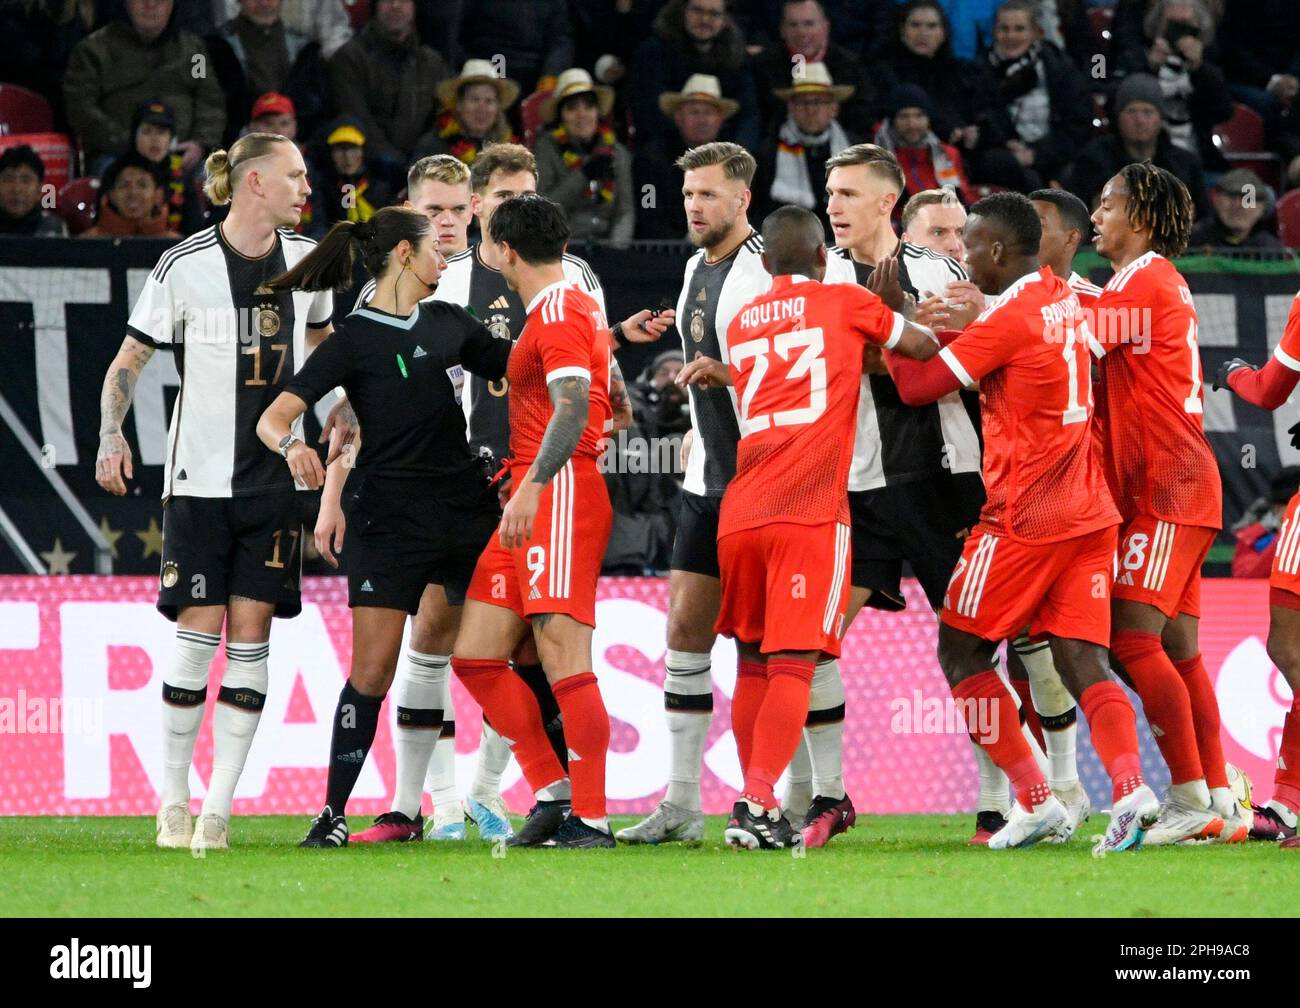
[243,342,288,387]
[731,328,827,436]
[265,527,300,569]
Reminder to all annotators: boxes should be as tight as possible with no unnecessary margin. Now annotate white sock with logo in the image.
[423,665,461,820]
[664,650,713,812]
[392,651,447,820]
[161,628,220,808]
[805,658,846,801]
[202,641,269,821]
[1015,636,1079,790]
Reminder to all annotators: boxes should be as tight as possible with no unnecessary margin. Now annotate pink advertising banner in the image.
[0,576,1290,816]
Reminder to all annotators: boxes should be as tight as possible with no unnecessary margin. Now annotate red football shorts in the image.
[716,520,851,656]
[941,524,1119,646]
[466,458,612,627]
[1111,515,1216,619]
[1270,491,1300,603]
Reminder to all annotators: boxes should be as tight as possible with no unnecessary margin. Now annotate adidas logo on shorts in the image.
[412,345,427,358]
[360,580,374,592]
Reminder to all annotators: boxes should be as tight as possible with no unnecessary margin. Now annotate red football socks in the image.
[1276,698,1300,815]
[742,657,815,810]
[1111,628,1203,785]
[952,670,1051,812]
[1173,653,1229,791]
[452,658,565,794]
[731,659,768,779]
[1080,680,1145,802]
[551,672,610,819]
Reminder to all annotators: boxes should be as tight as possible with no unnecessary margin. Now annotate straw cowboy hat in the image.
[541,68,615,124]
[436,59,521,111]
[772,62,854,102]
[658,74,740,119]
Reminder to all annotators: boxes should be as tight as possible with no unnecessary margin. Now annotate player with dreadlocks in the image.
[1090,162,1247,845]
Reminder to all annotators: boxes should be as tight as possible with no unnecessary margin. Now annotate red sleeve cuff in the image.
[1228,357,1299,411]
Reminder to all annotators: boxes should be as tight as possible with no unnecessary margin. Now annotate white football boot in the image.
[1141,795,1225,846]
[987,794,1068,849]
[1092,785,1161,856]
[155,802,193,848]
[615,799,706,845]
[190,812,229,851]
[1047,782,1092,842]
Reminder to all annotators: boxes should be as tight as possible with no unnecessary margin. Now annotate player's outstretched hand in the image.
[321,396,359,464]
[913,295,952,330]
[677,352,732,388]
[314,505,345,569]
[620,308,676,343]
[95,432,134,496]
[866,255,905,311]
[287,443,325,490]
[1213,357,1251,392]
[499,481,540,549]
[940,280,984,330]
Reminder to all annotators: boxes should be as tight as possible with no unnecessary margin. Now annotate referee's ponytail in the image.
[203,132,292,205]
[264,206,430,293]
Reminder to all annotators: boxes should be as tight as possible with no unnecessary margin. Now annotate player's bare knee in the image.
[1266,630,1300,688]
[936,626,987,688]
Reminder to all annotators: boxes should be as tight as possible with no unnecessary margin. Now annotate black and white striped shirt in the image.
[127,225,333,498]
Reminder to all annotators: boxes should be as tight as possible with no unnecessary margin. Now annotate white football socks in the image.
[805,658,846,800]
[423,667,460,818]
[1014,636,1080,790]
[202,640,268,821]
[471,721,512,803]
[663,650,713,812]
[392,651,447,820]
[1170,778,1213,809]
[161,628,219,808]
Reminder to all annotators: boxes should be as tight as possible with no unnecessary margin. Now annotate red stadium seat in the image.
[1278,190,1300,248]
[521,88,552,149]
[341,0,371,33]
[1213,103,1266,153]
[1087,7,1114,51]
[0,131,73,190]
[0,83,54,134]
[57,176,100,235]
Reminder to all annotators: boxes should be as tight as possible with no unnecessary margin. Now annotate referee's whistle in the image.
[396,353,408,378]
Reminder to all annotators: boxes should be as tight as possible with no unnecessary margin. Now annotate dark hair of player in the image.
[969,191,1042,257]
[824,143,905,194]
[469,142,537,193]
[1116,161,1193,258]
[1028,187,1091,240]
[263,206,431,292]
[762,205,825,276]
[675,142,758,186]
[487,192,570,265]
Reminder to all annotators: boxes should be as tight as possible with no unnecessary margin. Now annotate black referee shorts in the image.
[344,484,499,614]
[850,471,986,612]
[670,490,721,578]
[157,487,305,622]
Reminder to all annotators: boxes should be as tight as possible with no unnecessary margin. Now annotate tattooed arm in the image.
[608,358,633,433]
[96,335,156,495]
[498,373,590,548]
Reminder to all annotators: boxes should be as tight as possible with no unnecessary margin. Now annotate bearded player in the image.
[886,193,1160,854]
[676,205,940,847]
[1090,163,1247,845]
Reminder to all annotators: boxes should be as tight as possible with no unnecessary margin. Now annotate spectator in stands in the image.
[1188,167,1282,248]
[535,69,635,249]
[871,0,995,159]
[753,1,875,136]
[754,63,859,224]
[447,0,573,99]
[312,120,394,225]
[974,0,1091,191]
[630,0,762,152]
[213,0,353,58]
[417,59,520,165]
[1218,0,1300,119]
[128,100,205,235]
[63,0,225,171]
[1232,467,1300,577]
[1064,73,1208,216]
[206,0,330,146]
[0,0,100,128]
[634,74,738,239]
[248,91,296,140]
[873,84,976,206]
[0,146,66,237]
[631,349,691,444]
[328,0,448,167]
[931,0,1003,60]
[80,151,181,238]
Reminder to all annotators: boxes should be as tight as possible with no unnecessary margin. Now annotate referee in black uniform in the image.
[257,206,510,848]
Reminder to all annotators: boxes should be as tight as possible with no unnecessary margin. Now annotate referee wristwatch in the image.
[278,433,301,458]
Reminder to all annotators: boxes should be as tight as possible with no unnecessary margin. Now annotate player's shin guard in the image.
[1079,681,1145,803]
[1111,629,1203,787]
[1172,654,1229,794]
[1274,698,1300,816]
[202,641,269,820]
[393,651,447,820]
[1016,636,1080,790]
[453,658,565,795]
[731,659,768,778]
[805,658,846,800]
[325,679,384,815]
[515,661,567,770]
[162,628,219,807]
[744,658,815,810]
[664,650,713,812]
[550,673,609,820]
[952,670,1051,812]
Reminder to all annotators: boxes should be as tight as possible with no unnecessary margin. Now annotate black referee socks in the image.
[325,680,384,816]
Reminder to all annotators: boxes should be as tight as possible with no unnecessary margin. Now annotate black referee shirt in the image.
[283,301,509,502]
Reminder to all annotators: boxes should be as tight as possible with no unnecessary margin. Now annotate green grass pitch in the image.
[2,815,1293,917]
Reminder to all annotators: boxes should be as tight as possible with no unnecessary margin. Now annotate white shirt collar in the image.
[526,279,571,315]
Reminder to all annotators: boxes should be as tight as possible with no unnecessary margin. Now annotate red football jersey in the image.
[1272,289,1300,371]
[1069,271,1103,312]
[1092,252,1222,529]
[507,281,611,467]
[718,275,904,536]
[940,267,1119,544]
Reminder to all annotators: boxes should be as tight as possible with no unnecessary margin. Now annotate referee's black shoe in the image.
[506,799,570,847]
[300,805,349,848]
[540,815,616,849]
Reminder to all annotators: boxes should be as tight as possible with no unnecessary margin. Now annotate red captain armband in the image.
[884,347,964,406]
[1228,356,1300,411]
